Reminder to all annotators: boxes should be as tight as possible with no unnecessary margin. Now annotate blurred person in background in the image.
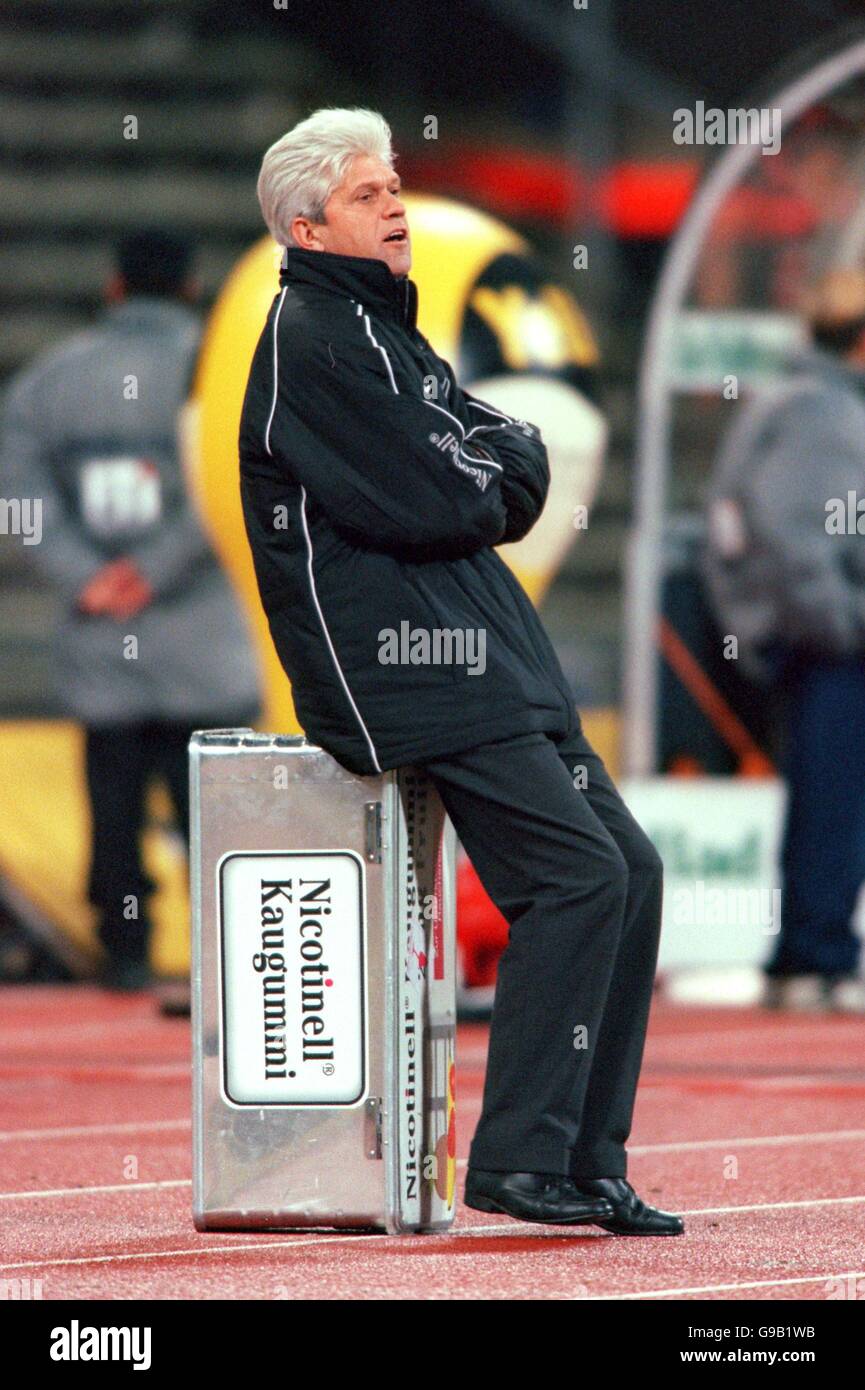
[0,229,261,995]
[704,267,865,1012]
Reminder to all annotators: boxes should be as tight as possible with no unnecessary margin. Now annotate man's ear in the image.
[289,217,325,251]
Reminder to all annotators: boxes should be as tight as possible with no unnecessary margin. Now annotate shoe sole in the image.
[464,1191,611,1225]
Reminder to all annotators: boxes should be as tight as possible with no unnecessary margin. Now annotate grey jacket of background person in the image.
[703,345,865,684]
[0,297,261,725]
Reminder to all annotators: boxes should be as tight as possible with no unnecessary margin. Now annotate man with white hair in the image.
[239,108,682,1235]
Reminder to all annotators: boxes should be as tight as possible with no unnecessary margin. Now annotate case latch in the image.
[364,1096,382,1158]
[364,801,382,862]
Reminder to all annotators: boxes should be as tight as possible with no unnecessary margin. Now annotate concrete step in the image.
[0,240,250,304]
[0,22,330,92]
[0,170,261,234]
[0,92,301,160]
[7,0,210,12]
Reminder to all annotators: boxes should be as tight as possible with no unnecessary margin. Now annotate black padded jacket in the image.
[238,245,578,775]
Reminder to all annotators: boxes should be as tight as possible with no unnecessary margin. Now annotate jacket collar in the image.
[279,246,419,332]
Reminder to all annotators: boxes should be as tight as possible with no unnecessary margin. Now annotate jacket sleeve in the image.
[449,379,551,544]
[746,396,865,657]
[0,371,103,603]
[263,329,508,560]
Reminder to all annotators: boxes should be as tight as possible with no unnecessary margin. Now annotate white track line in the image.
[628,1128,865,1154]
[594,1271,865,1301]
[729,1075,865,1087]
[680,1194,865,1216]
[464,1064,865,1091]
[0,1063,188,1078]
[1,1177,863,1221]
[649,1017,865,1036]
[453,1128,865,1165]
[0,1225,608,1275]
[0,1234,414,1274]
[642,1074,865,1090]
[0,1128,862,1195]
[0,1119,190,1143]
[1,1222,864,1285]
[0,1018,174,1045]
[0,1179,189,1201]
[3,1119,861,1151]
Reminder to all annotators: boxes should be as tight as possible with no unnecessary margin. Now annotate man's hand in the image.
[77,558,154,619]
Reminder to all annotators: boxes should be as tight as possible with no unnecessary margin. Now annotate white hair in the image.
[256,107,395,246]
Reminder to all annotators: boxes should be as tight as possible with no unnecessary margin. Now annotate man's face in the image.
[294,153,411,276]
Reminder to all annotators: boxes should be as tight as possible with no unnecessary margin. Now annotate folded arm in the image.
[445,371,551,544]
[258,328,509,560]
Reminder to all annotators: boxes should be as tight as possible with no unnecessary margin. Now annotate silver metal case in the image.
[190,730,457,1234]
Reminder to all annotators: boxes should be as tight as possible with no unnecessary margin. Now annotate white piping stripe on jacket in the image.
[356,301,502,473]
[467,398,515,425]
[265,292,383,774]
[359,305,399,393]
[264,288,288,456]
[299,486,383,774]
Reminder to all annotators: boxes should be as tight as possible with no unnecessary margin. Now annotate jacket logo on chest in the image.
[428,432,491,492]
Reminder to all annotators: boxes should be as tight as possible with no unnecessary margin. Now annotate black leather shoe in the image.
[97,957,153,992]
[156,978,191,1017]
[464,1169,615,1226]
[572,1177,684,1235]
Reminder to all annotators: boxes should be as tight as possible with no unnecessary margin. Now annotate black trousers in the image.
[84,720,197,964]
[419,725,664,1180]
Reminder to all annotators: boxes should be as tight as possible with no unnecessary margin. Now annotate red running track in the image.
[0,985,864,1300]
